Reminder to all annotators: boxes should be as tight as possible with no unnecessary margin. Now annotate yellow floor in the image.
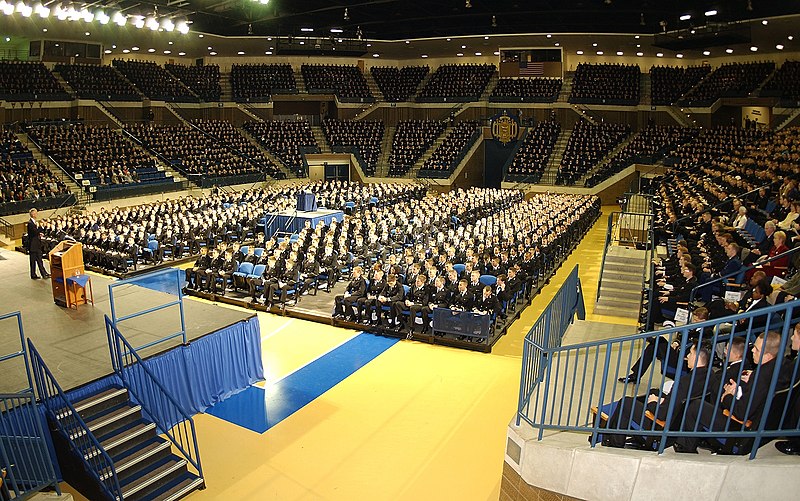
[62,205,634,501]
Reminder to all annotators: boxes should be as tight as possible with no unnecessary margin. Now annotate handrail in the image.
[672,182,772,229]
[595,211,653,301]
[27,340,123,499]
[595,212,615,301]
[105,316,204,480]
[517,298,800,459]
[0,216,13,240]
[688,245,800,304]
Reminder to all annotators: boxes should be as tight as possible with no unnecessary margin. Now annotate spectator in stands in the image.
[491,77,562,103]
[0,128,68,206]
[243,120,317,176]
[371,66,428,102]
[419,121,481,178]
[322,119,384,175]
[681,62,775,106]
[302,64,373,101]
[570,63,640,105]
[231,63,296,101]
[505,120,560,182]
[0,61,69,100]
[112,60,195,102]
[650,65,711,106]
[417,64,495,102]
[774,322,800,455]
[55,63,140,101]
[388,120,447,177]
[165,63,221,101]
[557,119,630,186]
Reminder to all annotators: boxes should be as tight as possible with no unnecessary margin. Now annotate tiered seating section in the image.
[165,63,221,102]
[55,63,140,101]
[0,61,69,101]
[387,119,447,177]
[126,123,278,180]
[664,126,765,171]
[556,120,630,185]
[584,125,699,187]
[761,61,800,102]
[243,120,317,177]
[570,63,640,105]
[416,64,495,102]
[418,121,481,178]
[322,119,383,175]
[505,121,561,183]
[230,63,296,102]
[1,127,68,205]
[191,120,283,179]
[680,62,775,106]
[490,78,562,103]
[29,124,166,188]
[302,64,373,102]
[370,66,429,102]
[112,60,196,102]
[650,65,711,106]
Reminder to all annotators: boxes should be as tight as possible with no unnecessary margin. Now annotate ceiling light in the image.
[122,49,130,53]
[131,46,139,51]
[162,19,174,31]
[636,44,641,48]
[41,28,46,32]
[265,51,272,55]
[405,40,410,44]
[546,34,552,38]
[461,45,466,49]
[554,42,560,46]
[726,48,734,53]
[84,31,90,36]
[209,51,217,55]
[491,15,496,28]
[457,52,463,56]
[168,41,173,45]
[475,52,481,56]
[576,50,584,55]
[207,46,212,50]
[421,54,428,58]
[132,15,144,29]
[300,27,313,32]
[592,42,598,47]
[113,12,125,26]
[146,16,159,30]
[705,10,717,16]
[493,51,500,55]
[366,43,371,47]
[636,52,643,56]
[164,50,171,54]
[446,38,451,41]
[465,0,471,8]
[789,36,794,41]
[750,46,758,51]
[372,53,379,57]
[147,48,155,52]
[176,21,189,34]
[178,51,186,56]
[596,51,603,55]
[198,34,203,38]
[703,50,710,56]
[299,41,304,44]
[634,35,640,39]
[80,8,93,22]
[104,49,111,54]
[761,20,768,25]
[237,51,245,55]
[777,44,784,50]
[331,28,343,33]
[616,51,623,55]
[343,7,349,20]
[96,10,109,24]
[656,52,663,57]
[679,14,691,21]
[676,53,683,58]
[112,44,116,48]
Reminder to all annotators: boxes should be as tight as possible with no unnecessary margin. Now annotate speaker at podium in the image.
[296,191,317,212]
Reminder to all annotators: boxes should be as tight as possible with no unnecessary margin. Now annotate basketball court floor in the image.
[3,207,636,501]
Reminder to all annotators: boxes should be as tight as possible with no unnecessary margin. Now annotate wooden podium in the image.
[49,241,91,309]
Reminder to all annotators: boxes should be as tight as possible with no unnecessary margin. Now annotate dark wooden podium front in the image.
[48,241,88,309]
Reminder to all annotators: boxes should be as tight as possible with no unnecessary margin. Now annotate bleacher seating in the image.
[112,60,196,102]
[556,120,630,185]
[416,64,495,102]
[569,63,640,105]
[302,64,373,102]
[0,127,69,204]
[585,125,699,187]
[243,120,317,177]
[165,63,221,102]
[761,61,800,103]
[28,123,167,188]
[490,78,561,103]
[680,62,776,106]
[191,120,283,178]
[505,120,561,183]
[418,121,481,178]
[230,63,296,102]
[387,119,447,177]
[650,65,711,106]
[664,126,766,172]
[54,63,140,101]
[322,119,383,175]
[0,61,69,101]
[126,122,279,180]
[370,66,429,102]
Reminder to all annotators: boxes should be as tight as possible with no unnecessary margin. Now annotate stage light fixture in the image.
[96,10,109,24]
[679,14,690,21]
[113,12,125,26]
[705,10,717,16]
[162,19,174,31]
[146,16,159,31]
[176,21,189,34]
[343,7,348,20]
[132,15,145,29]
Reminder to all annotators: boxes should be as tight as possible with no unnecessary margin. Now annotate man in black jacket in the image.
[374,274,405,327]
[333,266,366,320]
[185,246,210,290]
[450,279,474,311]
[395,274,430,334]
[358,269,386,324]
[210,250,236,296]
[27,208,49,279]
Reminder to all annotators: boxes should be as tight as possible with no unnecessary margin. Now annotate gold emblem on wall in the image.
[491,112,519,145]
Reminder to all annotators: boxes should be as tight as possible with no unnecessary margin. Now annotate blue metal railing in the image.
[516,299,800,459]
[27,340,121,499]
[517,265,585,426]
[0,312,60,500]
[104,316,204,481]
[595,211,653,301]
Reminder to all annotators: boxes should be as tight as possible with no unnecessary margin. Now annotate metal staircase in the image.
[539,129,571,185]
[557,72,574,102]
[364,71,384,101]
[594,246,647,318]
[50,71,77,100]
[479,72,499,101]
[219,73,232,102]
[310,126,331,153]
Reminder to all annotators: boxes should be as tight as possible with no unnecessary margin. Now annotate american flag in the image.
[519,61,544,76]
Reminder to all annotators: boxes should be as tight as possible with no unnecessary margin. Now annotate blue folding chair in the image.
[479,274,497,287]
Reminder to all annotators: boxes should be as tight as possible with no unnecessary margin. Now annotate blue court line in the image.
[129,267,185,295]
[205,332,399,433]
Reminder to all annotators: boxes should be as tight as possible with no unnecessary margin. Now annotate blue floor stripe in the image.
[129,268,185,295]
[206,333,399,433]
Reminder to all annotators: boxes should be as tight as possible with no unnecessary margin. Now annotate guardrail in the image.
[105,316,204,479]
[516,298,800,459]
[594,211,653,301]
[517,265,585,426]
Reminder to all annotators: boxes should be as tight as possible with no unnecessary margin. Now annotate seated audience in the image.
[388,120,447,177]
[570,63,640,105]
[231,63,297,102]
[55,63,140,101]
[370,66,429,102]
[302,64,373,101]
[490,78,561,103]
[112,59,196,102]
[418,121,481,178]
[505,120,560,183]
[0,127,69,205]
[557,119,630,185]
[322,119,384,175]
[0,61,69,100]
[761,60,800,102]
[165,63,221,101]
[243,120,317,177]
[681,62,775,106]
[416,64,495,102]
[650,65,711,106]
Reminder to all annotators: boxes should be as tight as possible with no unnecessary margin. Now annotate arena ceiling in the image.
[148,0,799,39]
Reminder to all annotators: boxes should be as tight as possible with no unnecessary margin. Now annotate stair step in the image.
[58,387,128,420]
[139,472,204,501]
[85,404,141,433]
[120,457,187,500]
[596,296,642,309]
[102,438,172,481]
[605,256,647,267]
[86,421,156,460]
[594,305,639,318]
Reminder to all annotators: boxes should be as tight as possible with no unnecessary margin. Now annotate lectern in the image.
[49,241,90,309]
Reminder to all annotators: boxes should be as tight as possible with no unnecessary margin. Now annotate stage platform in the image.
[264,208,344,235]
[0,248,252,393]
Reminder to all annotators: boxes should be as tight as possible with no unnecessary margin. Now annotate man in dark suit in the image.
[26,209,49,280]
[395,274,430,334]
[333,266,366,320]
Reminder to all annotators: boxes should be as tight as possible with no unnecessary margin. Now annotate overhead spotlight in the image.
[33,2,47,17]
[576,50,583,55]
[616,51,623,55]
[164,50,171,54]
[776,44,784,50]
[209,51,217,55]
[491,15,496,27]
[176,21,189,34]
[237,51,245,55]
[750,46,758,51]
[465,0,471,8]
[162,19,174,32]
[421,54,428,58]
[705,10,717,16]
[679,14,691,21]
[475,52,481,56]
[636,52,643,56]
[132,15,145,29]
[343,7,349,20]
[676,53,684,58]
[703,50,710,56]
[596,51,603,55]
[656,52,663,57]
[789,36,794,40]
[178,51,186,56]
[16,1,32,17]
[96,10,109,24]
[372,53,379,57]
[146,16,159,31]
[113,12,126,26]
[725,48,733,53]
[147,48,155,52]
[761,19,768,25]
[457,52,463,56]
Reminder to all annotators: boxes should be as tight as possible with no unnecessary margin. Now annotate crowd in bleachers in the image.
[28,123,164,188]
[0,127,68,204]
[416,64,495,102]
[243,120,317,176]
[490,78,562,103]
[387,119,447,177]
[126,122,278,180]
[165,63,221,102]
[302,64,373,101]
[231,63,296,102]
[556,120,630,185]
[0,61,69,101]
[418,121,481,178]
[664,126,765,172]
[505,120,561,182]
[570,63,640,105]
[585,125,699,187]
[680,62,775,105]
[112,60,196,102]
[322,119,384,175]
[762,61,800,102]
[370,66,429,102]
[191,120,283,178]
[650,65,711,106]
[54,63,140,101]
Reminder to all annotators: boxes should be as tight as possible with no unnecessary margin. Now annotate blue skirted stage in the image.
[264,208,345,235]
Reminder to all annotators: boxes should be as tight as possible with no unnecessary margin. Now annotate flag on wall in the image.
[519,61,544,76]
